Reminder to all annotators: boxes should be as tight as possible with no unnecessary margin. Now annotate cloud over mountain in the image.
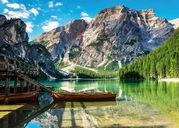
[42,21,59,32]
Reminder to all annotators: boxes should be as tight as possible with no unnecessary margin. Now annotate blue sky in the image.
[0,0,179,40]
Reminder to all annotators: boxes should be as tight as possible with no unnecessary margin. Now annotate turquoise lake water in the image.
[0,80,179,128]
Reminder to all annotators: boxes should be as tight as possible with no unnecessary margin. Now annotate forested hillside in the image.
[119,29,179,79]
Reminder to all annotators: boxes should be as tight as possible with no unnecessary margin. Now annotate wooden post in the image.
[20,79,24,92]
[27,81,30,92]
[34,84,36,91]
[5,78,10,95]
[5,77,10,103]
[14,76,18,93]
[31,83,34,91]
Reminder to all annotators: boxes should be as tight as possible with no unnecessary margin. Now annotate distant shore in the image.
[159,78,179,83]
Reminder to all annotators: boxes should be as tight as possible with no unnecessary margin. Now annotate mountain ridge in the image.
[0,15,68,80]
[33,5,174,71]
[119,28,179,79]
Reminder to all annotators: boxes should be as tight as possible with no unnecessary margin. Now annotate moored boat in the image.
[0,91,39,104]
[53,92,116,102]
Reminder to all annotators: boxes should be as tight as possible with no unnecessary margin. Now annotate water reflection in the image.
[0,103,51,128]
[0,80,178,128]
[26,101,171,128]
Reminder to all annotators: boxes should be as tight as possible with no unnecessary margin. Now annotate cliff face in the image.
[34,6,174,70]
[33,20,87,60]
[0,15,28,58]
[0,15,67,80]
[75,6,174,67]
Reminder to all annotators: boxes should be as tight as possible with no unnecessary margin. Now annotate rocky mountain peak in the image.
[32,6,174,70]
[0,17,28,48]
[0,15,7,26]
[32,19,88,60]
[99,5,128,15]
[0,14,67,79]
[139,9,155,17]
[74,6,174,67]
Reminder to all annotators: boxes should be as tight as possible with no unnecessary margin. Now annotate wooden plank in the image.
[14,77,18,93]
[5,78,9,97]
[20,79,24,92]
[0,105,25,111]
[27,81,30,92]
[0,111,11,119]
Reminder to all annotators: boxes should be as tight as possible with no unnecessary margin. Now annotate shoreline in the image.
[159,78,179,83]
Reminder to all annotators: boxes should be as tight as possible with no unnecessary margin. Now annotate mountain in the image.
[0,14,68,80]
[75,6,174,67]
[32,20,87,60]
[33,6,174,71]
[119,28,179,79]
[170,18,179,29]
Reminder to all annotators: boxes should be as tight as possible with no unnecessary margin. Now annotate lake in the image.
[0,80,179,128]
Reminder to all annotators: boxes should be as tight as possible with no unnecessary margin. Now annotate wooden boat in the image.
[0,91,39,104]
[53,92,116,102]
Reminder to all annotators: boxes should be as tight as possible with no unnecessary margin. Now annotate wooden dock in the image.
[0,53,116,104]
[0,53,52,104]
[0,104,25,119]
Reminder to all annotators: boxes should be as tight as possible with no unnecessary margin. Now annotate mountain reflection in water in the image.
[0,80,178,128]
[26,101,171,128]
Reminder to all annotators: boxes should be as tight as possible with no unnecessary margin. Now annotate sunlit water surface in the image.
[0,80,179,128]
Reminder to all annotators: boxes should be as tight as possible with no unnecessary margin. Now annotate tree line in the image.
[119,28,179,80]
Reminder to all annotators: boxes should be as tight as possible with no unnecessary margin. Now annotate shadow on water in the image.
[70,102,76,128]
[0,103,53,128]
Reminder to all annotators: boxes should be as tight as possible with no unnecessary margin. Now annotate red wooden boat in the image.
[0,91,39,104]
[53,92,116,102]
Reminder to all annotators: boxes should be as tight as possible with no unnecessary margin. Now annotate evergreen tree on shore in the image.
[119,29,179,80]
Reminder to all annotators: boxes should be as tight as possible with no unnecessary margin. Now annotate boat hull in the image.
[0,91,39,104]
[53,92,116,102]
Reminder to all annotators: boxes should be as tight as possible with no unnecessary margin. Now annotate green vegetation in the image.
[54,60,69,70]
[69,44,81,59]
[30,40,48,46]
[97,60,119,71]
[71,66,117,78]
[119,28,179,79]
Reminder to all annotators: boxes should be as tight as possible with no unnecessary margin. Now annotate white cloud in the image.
[3,8,30,19]
[37,7,41,10]
[26,22,34,33]
[6,3,25,10]
[6,3,20,9]
[3,2,39,19]
[29,8,39,16]
[48,1,63,8]
[81,12,88,17]
[81,17,92,23]
[51,15,58,19]
[77,5,81,9]
[3,8,8,13]
[55,2,63,7]
[1,0,8,4]
[80,11,92,23]
[170,18,179,29]
[48,1,53,8]
[50,16,62,21]
[42,21,59,32]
